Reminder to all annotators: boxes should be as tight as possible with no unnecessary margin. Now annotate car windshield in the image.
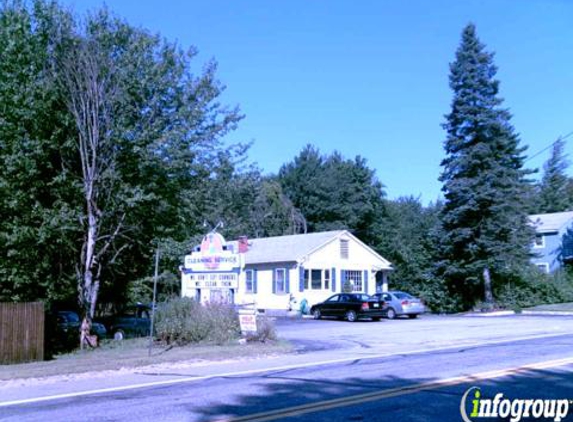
[355,294,371,302]
[120,308,137,317]
[61,312,80,323]
[394,292,414,299]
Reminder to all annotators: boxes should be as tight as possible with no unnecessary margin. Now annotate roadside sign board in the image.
[238,309,257,334]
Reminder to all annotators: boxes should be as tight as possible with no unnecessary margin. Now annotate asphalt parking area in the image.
[274,314,573,355]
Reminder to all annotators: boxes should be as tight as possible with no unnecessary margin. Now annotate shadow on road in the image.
[190,367,573,422]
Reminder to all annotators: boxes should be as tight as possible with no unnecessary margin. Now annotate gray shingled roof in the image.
[529,211,573,233]
[243,230,348,264]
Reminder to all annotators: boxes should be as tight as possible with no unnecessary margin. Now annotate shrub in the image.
[552,269,573,301]
[245,315,277,343]
[414,275,464,314]
[155,297,240,346]
[204,302,241,345]
[493,266,573,310]
[404,264,573,313]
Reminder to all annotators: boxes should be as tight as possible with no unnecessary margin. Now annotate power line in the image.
[526,131,573,163]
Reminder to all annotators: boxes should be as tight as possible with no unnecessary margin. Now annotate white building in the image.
[181,230,393,315]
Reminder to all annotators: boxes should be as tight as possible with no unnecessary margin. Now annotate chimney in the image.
[238,236,249,253]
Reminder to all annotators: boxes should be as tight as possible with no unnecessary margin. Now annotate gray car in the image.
[371,291,425,319]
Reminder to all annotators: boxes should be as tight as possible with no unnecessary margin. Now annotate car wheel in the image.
[346,310,357,322]
[113,329,125,341]
[386,308,396,320]
[408,314,418,319]
[312,309,321,320]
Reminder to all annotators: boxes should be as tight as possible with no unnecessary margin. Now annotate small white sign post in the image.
[238,308,258,336]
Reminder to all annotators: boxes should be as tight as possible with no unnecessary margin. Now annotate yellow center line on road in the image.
[218,356,573,422]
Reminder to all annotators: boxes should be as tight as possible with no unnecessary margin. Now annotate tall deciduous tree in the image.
[537,138,573,213]
[0,1,79,304]
[55,9,244,321]
[0,1,244,317]
[249,178,306,237]
[438,24,534,308]
[58,34,121,331]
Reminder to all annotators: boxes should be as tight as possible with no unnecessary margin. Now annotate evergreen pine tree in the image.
[278,144,385,244]
[439,24,534,308]
[537,138,573,213]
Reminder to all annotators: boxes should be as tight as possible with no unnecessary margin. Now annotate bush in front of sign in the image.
[154,297,241,346]
[245,315,277,343]
[204,301,241,345]
[155,297,207,345]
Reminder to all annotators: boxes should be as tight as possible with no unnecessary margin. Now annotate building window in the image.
[340,239,349,259]
[275,268,286,294]
[344,270,363,292]
[311,269,322,289]
[304,269,332,290]
[245,270,254,293]
[536,263,550,273]
[533,234,545,248]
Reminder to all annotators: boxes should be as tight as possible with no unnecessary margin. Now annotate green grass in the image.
[525,302,573,312]
[0,338,293,381]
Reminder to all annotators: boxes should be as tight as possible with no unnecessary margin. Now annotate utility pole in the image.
[148,247,159,357]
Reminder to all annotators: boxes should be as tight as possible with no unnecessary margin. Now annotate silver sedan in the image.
[371,291,425,319]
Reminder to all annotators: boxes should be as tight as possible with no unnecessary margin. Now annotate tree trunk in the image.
[59,39,110,349]
[80,181,99,350]
[483,266,494,307]
[84,201,98,318]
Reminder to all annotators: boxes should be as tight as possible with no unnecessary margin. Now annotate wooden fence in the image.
[0,302,44,364]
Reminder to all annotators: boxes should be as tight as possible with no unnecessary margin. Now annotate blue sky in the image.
[61,0,573,203]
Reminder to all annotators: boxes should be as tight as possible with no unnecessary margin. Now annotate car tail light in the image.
[361,302,369,310]
[401,300,409,305]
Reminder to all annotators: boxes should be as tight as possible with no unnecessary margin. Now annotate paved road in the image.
[1,315,573,422]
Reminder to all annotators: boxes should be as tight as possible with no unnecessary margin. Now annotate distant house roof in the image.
[529,211,573,233]
[242,230,391,268]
